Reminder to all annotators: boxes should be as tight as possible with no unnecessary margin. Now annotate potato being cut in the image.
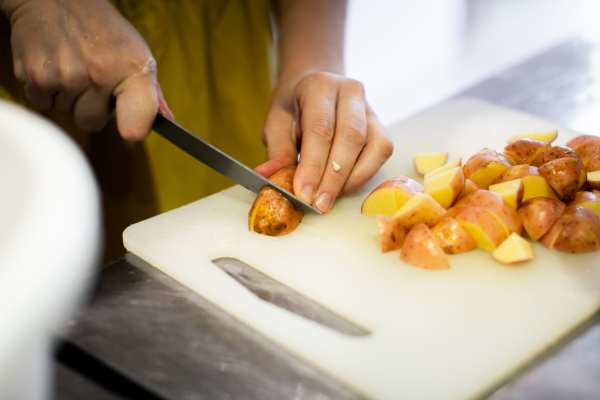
[431,216,476,254]
[499,164,539,183]
[414,152,449,175]
[588,170,600,190]
[425,159,462,178]
[522,175,557,202]
[508,130,557,144]
[393,192,447,228]
[361,176,423,216]
[377,216,406,253]
[456,207,509,252]
[248,166,303,236]
[518,197,565,241]
[463,149,511,189]
[504,139,548,166]
[539,157,581,201]
[541,206,600,253]
[492,233,534,265]
[401,223,449,269]
[424,166,464,208]
[489,179,524,210]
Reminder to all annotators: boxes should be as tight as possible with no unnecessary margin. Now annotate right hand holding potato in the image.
[2,0,172,139]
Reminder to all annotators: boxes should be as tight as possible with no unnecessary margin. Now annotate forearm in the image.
[274,0,347,91]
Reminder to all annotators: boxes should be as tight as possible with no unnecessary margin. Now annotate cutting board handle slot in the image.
[212,257,371,337]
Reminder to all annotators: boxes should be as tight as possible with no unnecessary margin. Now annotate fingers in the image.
[73,86,112,132]
[313,80,367,212]
[294,74,338,203]
[256,103,298,177]
[343,109,394,194]
[113,71,160,141]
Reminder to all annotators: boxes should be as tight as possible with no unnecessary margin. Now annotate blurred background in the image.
[347,0,600,124]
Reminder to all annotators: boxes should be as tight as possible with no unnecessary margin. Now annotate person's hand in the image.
[257,72,393,213]
[3,0,173,139]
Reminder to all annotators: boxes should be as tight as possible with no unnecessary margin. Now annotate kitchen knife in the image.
[152,113,320,214]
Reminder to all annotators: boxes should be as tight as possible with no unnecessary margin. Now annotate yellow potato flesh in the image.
[362,187,412,216]
[489,179,523,210]
[425,159,461,178]
[580,200,600,217]
[509,130,558,144]
[393,192,447,228]
[522,175,557,202]
[459,220,498,252]
[492,233,534,264]
[424,166,464,208]
[414,152,449,175]
[456,208,508,252]
[468,161,509,189]
[588,170,600,190]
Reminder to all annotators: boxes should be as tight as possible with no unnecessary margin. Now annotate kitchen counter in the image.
[56,38,600,400]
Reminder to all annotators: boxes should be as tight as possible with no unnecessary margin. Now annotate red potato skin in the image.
[248,166,304,236]
[538,157,582,201]
[371,176,424,193]
[572,191,600,205]
[450,190,522,234]
[567,135,600,172]
[541,206,600,253]
[401,223,449,269]
[504,139,548,166]
[377,216,406,253]
[518,198,566,241]
[566,135,600,152]
[431,216,476,254]
[498,164,539,183]
[540,146,580,164]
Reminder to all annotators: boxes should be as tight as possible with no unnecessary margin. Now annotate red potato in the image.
[431,216,476,254]
[518,197,565,241]
[504,139,548,166]
[567,135,600,172]
[450,190,522,234]
[361,176,423,216]
[377,216,406,253]
[401,223,449,269]
[455,207,509,252]
[424,166,464,208]
[499,164,539,183]
[588,170,600,190]
[463,149,511,189]
[248,166,303,236]
[540,145,579,164]
[541,206,600,253]
[566,135,600,152]
[538,157,582,201]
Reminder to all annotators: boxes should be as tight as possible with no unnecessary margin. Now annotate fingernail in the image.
[301,185,315,202]
[315,192,332,213]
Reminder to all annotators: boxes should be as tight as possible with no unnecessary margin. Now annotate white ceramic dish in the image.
[0,100,100,399]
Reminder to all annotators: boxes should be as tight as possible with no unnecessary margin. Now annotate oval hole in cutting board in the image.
[212,257,371,337]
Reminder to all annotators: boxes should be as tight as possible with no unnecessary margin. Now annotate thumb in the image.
[255,104,298,178]
[114,72,160,141]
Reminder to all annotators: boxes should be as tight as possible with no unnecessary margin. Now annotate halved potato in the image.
[456,207,509,252]
[425,159,462,178]
[451,190,522,234]
[249,166,303,236]
[492,233,534,265]
[539,157,581,201]
[504,139,548,166]
[458,179,479,200]
[414,152,449,175]
[393,192,447,228]
[361,176,423,216]
[431,215,476,254]
[540,145,579,164]
[401,223,449,269]
[463,149,511,189]
[518,197,565,240]
[573,191,600,217]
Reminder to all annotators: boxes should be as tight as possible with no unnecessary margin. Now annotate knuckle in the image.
[342,123,367,146]
[59,67,87,91]
[377,136,394,159]
[345,79,365,95]
[307,119,334,142]
[300,71,335,89]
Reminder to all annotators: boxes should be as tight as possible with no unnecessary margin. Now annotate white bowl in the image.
[0,100,100,399]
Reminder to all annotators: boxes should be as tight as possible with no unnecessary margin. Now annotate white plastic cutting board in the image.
[124,98,600,400]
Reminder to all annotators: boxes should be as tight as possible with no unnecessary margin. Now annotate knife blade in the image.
[152,113,320,214]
